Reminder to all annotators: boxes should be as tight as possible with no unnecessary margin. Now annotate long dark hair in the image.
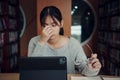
[40,6,64,35]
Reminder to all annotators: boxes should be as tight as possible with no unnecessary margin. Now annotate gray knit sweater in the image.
[28,36,99,76]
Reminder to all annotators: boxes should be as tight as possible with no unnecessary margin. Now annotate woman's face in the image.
[44,15,61,40]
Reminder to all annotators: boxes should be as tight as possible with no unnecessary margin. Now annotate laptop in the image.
[19,56,67,80]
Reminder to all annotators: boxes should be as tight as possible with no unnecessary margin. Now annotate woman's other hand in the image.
[88,54,102,72]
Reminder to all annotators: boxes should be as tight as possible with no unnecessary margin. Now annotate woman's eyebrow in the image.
[44,23,48,25]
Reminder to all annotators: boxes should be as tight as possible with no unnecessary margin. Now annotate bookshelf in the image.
[0,0,20,73]
[98,0,120,76]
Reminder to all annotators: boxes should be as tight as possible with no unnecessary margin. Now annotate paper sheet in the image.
[71,76,120,80]
[103,77,120,80]
[71,76,101,80]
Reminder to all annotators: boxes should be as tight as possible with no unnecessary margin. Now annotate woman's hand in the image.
[39,26,53,45]
[88,54,102,72]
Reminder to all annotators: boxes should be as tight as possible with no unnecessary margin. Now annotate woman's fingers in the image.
[88,53,101,70]
[43,26,53,36]
[93,62,101,69]
[92,59,101,68]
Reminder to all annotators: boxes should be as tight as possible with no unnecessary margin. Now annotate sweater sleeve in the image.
[28,36,47,57]
[72,38,100,76]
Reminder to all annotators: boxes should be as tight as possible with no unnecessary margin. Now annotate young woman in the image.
[28,6,101,76]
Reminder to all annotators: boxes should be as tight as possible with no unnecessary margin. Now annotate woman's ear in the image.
[60,20,64,27]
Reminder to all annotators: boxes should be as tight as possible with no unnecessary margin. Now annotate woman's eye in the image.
[44,24,48,27]
[52,24,57,27]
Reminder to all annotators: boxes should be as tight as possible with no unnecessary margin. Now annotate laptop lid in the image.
[19,56,67,80]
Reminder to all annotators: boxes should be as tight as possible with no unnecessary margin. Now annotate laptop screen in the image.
[19,57,67,80]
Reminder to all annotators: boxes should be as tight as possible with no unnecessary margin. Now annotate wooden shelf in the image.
[0,0,20,73]
[98,0,120,76]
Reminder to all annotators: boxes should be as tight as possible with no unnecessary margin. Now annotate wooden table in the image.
[0,73,19,80]
[0,73,120,80]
